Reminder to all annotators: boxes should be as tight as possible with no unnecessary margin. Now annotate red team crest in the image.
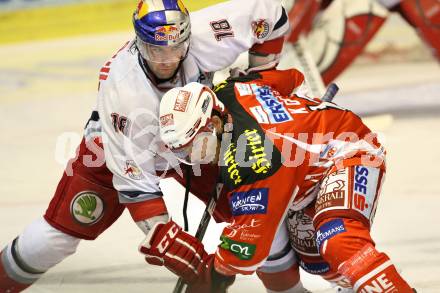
[124,160,142,180]
[252,19,270,39]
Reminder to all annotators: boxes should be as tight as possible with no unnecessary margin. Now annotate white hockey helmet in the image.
[159,82,225,153]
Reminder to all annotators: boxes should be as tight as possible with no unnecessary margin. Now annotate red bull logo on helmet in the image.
[155,25,180,42]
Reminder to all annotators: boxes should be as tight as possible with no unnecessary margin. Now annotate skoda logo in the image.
[70,191,104,225]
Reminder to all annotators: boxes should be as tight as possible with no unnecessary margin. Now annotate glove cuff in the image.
[138,221,167,252]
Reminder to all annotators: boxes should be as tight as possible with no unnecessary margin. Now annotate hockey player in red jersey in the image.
[145,66,416,292]
[285,0,440,85]
[0,0,291,292]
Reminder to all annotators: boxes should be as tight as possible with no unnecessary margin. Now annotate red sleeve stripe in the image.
[100,67,110,73]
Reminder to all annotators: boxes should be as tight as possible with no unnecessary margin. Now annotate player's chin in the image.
[155,69,178,79]
[153,64,180,79]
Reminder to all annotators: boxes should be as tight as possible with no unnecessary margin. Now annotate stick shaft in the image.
[172,183,223,293]
[322,83,339,102]
[291,36,326,97]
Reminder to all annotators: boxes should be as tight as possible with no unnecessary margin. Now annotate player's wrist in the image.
[211,267,236,290]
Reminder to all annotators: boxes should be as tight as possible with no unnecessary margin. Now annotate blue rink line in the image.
[0,57,103,97]
[336,82,440,118]
[0,68,94,97]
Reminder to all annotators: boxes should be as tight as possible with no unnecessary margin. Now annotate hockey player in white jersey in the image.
[0,0,290,291]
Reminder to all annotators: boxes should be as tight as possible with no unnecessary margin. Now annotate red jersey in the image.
[212,69,385,275]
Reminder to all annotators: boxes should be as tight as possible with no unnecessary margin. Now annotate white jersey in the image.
[85,0,289,204]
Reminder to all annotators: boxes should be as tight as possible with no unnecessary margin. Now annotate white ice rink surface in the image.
[1,32,440,292]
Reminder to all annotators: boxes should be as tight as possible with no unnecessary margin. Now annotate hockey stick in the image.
[322,83,339,102]
[289,35,326,97]
[172,181,224,293]
[286,35,339,102]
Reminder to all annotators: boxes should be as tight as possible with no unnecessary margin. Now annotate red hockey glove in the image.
[139,220,235,291]
[139,219,208,283]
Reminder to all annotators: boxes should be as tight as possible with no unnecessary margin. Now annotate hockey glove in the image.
[139,219,208,283]
[139,220,235,292]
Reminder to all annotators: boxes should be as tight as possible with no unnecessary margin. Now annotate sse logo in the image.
[351,166,380,222]
[354,166,369,211]
[229,188,268,216]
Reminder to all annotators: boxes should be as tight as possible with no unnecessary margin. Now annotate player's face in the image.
[137,38,189,79]
[147,59,180,79]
